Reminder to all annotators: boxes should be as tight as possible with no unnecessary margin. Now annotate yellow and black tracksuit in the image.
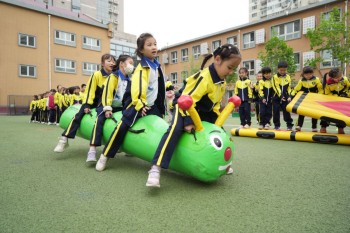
[258,77,279,127]
[102,57,165,158]
[252,81,260,123]
[292,76,323,129]
[29,99,38,121]
[63,69,109,142]
[321,76,350,129]
[152,63,225,169]
[272,73,293,129]
[235,77,252,126]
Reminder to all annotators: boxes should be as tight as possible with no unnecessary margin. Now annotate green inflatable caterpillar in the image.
[59,96,240,182]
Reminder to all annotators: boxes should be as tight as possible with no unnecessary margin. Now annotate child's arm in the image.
[316,77,324,94]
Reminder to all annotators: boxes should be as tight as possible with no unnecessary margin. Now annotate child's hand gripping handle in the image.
[215,96,241,127]
[177,95,204,132]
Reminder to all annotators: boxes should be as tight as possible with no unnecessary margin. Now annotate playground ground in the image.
[0,114,349,233]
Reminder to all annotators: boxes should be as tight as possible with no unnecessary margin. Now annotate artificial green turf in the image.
[0,115,349,233]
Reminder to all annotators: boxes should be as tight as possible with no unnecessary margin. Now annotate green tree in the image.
[306,8,350,74]
[258,36,297,76]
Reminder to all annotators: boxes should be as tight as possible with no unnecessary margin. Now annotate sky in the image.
[124,0,250,49]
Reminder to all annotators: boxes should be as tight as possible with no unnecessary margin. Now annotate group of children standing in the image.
[50,32,242,188]
[235,62,350,134]
[29,84,86,125]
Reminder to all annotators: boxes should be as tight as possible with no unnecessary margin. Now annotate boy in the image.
[272,61,293,130]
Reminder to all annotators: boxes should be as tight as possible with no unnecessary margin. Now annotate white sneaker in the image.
[53,136,68,152]
[295,126,301,131]
[86,150,97,162]
[243,124,250,129]
[226,167,233,175]
[146,166,161,188]
[96,154,108,171]
[264,124,270,130]
[258,125,264,130]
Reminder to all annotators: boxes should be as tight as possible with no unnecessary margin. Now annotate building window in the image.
[243,32,255,49]
[320,50,339,69]
[83,62,100,76]
[170,72,178,85]
[294,53,301,71]
[19,64,36,78]
[243,60,255,77]
[55,30,76,46]
[227,36,238,47]
[212,40,221,51]
[171,51,178,64]
[271,20,301,41]
[82,36,101,51]
[322,8,341,21]
[55,59,76,73]
[192,45,200,59]
[181,48,188,62]
[110,43,136,57]
[18,33,36,48]
[155,56,160,62]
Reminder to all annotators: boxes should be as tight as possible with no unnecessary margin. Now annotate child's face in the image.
[141,37,157,60]
[277,67,287,76]
[256,73,262,81]
[214,56,241,79]
[74,88,80,94]
[102,57,116,74]
[303,73,313,80]
[264,73,272,79]
[332,73,342,83]
[239,69,248,77]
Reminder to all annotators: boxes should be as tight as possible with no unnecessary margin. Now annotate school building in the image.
[158,0,349,97]
[0,0,135,115]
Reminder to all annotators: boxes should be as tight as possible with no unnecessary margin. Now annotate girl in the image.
[86,54,134,162]
[146,44,242,188]
[95,33,165,171]
[54,54,116,153]
[29,95,38,123]
[291,66,323,132]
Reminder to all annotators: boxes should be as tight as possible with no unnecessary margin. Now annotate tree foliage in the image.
[305,8,350,72]
[258,36,297,76]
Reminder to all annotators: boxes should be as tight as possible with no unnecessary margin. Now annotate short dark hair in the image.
[81,84,86,88]
[302,66,314,74]
[277,61,288,68]
[329,67,341,78]
[136,33,154,58]
[261,67,272,74]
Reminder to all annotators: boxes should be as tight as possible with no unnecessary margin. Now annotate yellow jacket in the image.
[234,77,252,102]
[180,64,226,117]
[84,69,110,108]
[324,76,350,96]
[273,73,292,98]
[291,76,323,96]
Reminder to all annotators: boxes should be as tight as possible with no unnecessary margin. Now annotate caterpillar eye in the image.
[210,135,223,150]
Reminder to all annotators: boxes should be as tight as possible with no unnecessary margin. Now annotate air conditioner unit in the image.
[113,19,118,24]
[113,10,119,14]
[108,8,113,13]
[113,0,119,4]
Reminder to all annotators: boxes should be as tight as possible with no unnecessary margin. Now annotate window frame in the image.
[192,45,200,60]
[171,51,178,64]
[320,50,339,69]
[18,33,36,48]
[55,58,76,73]
[82,36,101,51]
[82,62,100,76]
[242,60,255,77]
[170,72,178,85]
[227,36,238,47]
[54,30,76,47]
[243,31,255,49]
[212,40,221,51]
[181,48,189,62]
[271,19,301,41]
[19,64,36,78]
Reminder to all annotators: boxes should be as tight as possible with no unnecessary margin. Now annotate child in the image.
[252,71,262,124]
[272,61,293,130]
[95,33,166,171]
[47,89,57,125]
[86,54,134,162]
[80,84,87,104]
[165,81,175,123]
[258,67,279,130]
[235,67,252,128]
[291,66,323,132]
[320,68,350,134]
[29,95,38,123]
[146,44,242,187]
[54,54,116,153]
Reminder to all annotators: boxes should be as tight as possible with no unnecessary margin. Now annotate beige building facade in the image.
[0,0,113,114]
[158,0,349,91]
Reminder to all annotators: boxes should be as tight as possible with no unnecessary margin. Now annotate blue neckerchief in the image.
[143,56,160,70]
[117,70,129,81]
[209,64,224,84]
